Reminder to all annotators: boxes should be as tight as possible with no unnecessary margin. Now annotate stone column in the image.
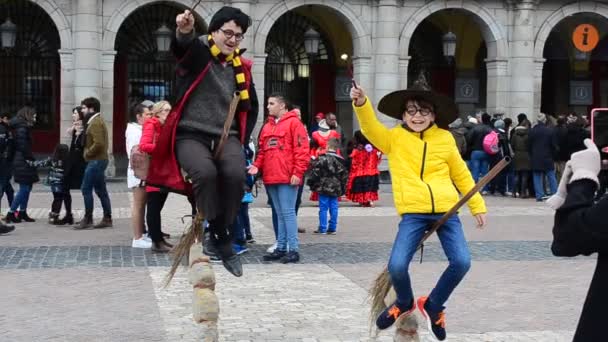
[372,0,400,122]
[229,0,252,52]
[101,50,117,176]
[352,56,373,132]
[509,0,538,117]
[251,54,267,139]
[486,58,509,117]
[533,58,546,116]
[73,0,101,101]
[58,49,75,146]
[398,57,411,90]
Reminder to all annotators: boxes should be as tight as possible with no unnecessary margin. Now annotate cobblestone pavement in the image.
[0,184,591,341]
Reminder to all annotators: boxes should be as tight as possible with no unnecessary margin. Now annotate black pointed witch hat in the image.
[377,71,458,129]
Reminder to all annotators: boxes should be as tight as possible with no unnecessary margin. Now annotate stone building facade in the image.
[1,0,608,173]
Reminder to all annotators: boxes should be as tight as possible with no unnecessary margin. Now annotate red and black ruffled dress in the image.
[346,145,381,204]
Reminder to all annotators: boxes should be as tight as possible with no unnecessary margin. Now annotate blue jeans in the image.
[318,194,339,232]
[388,214,471,311]
[470,150,491,190]
[266,184,299,252]
[267,187,279,238]
[532,170,557,200]
[10,183,32,212]
[81,160,112,217]
[233,203,250,245]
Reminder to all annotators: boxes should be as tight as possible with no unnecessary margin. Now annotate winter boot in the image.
[0,223,15,235]
[93,216,113,229]
[48,212,60,225]
[4,212,21,224]
[57,213,74,225]
[74,214,93,230]
[18,211,36,223]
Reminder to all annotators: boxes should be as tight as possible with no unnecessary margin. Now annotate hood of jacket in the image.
[9,116,28,129]
[513,126,528,136]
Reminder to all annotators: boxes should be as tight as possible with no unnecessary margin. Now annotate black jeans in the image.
[146,190,169,243]
[515,171,530,197]
[51,190,72,214]
[0,171,14,211]
[176,136,245,247]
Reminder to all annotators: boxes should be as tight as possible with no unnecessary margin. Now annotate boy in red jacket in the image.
[248,94,309,263]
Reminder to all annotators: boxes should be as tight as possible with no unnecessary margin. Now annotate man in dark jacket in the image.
[0,113,15,234]
[466,112,493,192]
[156,7,259,276]
[528,113,558,201]
[307,138,349,235]
[549,139,607,342]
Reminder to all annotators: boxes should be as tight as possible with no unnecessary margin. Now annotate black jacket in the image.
[528,123,557,171]
[466,124,492,152]
[557,125,589,162]
[64,131,86,190]
[552,179,608,342]
[307,152,349,197]
[170,32,259,143]
[0,121,15,167]
[10,117,38,184]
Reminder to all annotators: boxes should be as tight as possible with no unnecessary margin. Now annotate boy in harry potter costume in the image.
[146,7,259,277]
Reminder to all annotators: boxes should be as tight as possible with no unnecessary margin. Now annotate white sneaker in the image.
[132,238,152,248]
[266,242,277,253]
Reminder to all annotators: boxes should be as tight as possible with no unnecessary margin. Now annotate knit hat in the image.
[494,119,505,129]
[537,113,547,124]
[315,112,325,120]
[448,118,463,129]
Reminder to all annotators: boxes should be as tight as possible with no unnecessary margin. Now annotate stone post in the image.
[251,54,267,139]
[73,0,101,101]
[352,56,373,132]
[189,243,219,341]
[509,0,538,117]
[533,58,546,116]
[58,49,75,146]
[398,57,411,90]
[229,0,252,52]
[100,50,117,176]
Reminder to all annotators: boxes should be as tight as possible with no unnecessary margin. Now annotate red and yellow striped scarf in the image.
[208,35,251,112]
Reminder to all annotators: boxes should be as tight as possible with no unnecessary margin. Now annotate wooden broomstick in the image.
[368,156,511,331]
[165,92,241,286]
[416,156,512,253]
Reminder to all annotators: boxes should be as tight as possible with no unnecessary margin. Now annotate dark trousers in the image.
[515,171,530,197]
[0,173,14,212]
[176,136,245,246]
[233,202,250,246]
[146,191,168,243]
[51,190,72,214]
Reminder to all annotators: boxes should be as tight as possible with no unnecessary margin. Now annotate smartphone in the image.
[591,108,608,169]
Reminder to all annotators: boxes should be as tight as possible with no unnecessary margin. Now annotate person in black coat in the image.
[548,139,607,342]
[60,107,86,225]
[528,113,558,201]
[0,113,15,233]
[4,107,39,223]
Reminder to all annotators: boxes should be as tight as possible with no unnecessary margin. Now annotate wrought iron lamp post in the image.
[0,18,17,49]
[154,24,172,53]
[304,27,320,121]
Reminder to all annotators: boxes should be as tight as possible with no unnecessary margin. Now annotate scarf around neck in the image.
[207,35,251,112]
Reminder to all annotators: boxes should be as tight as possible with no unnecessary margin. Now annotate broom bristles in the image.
[163,212,204,288]
[367,267,392,334]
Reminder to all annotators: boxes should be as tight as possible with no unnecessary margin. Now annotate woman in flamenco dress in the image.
[346,130,381,206]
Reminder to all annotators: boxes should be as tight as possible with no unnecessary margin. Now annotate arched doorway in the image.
[112,2,206,155]
[541,13,608,116]
[408,9,488,117]
[0,0,60,153]
[264,6,354,137]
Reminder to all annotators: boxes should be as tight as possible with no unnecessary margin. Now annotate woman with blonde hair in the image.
[139,100,173,252]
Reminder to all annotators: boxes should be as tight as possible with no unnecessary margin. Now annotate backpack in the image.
[130,145,150,181]
[482,130,500,155]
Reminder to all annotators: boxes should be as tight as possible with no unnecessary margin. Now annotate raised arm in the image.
[350,86,392,154]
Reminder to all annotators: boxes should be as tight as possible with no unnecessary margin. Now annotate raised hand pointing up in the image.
[176,10,195,34]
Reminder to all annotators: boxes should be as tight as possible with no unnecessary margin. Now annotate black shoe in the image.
[48,212,59,224]
[4,212,21,223]
[376,300,416,330]
[18,211,35,222]
[245,234,255,243]
[202,231,220,258]
[418,296,447,341]
[280,251,300,264]
[263,249,287,261]
[220,253,243,277]
[0,223,15,235]
[57,214,74,225]
[161,232,171,239]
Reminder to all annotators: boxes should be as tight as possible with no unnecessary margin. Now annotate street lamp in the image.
[304,27,320,56]
[442,31,457,59]
[0,18,17,49]
[154,24,172,52]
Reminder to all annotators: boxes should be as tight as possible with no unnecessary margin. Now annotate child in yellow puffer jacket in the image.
[350,79,487,341]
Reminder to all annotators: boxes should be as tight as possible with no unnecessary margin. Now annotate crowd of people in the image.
[447,111,592,202]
